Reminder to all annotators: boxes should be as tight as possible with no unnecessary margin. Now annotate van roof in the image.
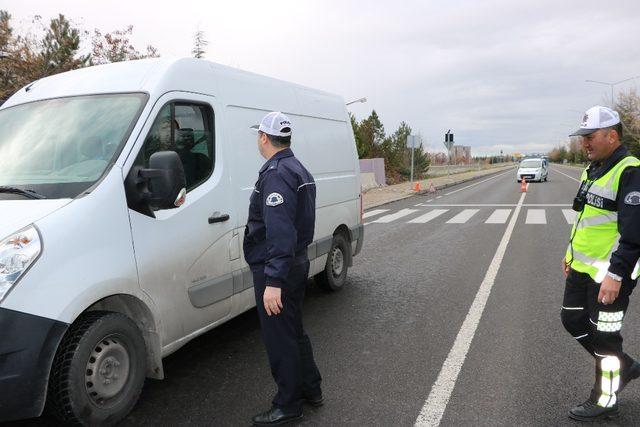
[1,58,346,120]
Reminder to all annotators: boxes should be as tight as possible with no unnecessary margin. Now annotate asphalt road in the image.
[16,164,640,426]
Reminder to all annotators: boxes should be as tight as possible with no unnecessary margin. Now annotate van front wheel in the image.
[47,311,146,426]
[316,233,350,292]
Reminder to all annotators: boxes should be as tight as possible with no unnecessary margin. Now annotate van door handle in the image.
[208,213,230,224]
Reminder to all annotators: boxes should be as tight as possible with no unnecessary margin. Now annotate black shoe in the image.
[568,399,619,422]
[302,392,324,407]
[620,361,640,393]
[252,407,302,426]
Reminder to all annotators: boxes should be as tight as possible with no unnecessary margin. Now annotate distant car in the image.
[517,158,548,182]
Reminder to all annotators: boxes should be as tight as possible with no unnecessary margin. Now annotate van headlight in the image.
[0,226,41,302]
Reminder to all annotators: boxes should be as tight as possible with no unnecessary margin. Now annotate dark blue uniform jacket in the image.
[243,148,316,288]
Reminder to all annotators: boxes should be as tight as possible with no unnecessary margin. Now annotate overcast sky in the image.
[4,0,640,155]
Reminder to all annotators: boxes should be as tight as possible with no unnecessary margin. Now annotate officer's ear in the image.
[609,129,620,144]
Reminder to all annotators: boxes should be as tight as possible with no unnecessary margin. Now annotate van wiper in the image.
[0,186,46,199]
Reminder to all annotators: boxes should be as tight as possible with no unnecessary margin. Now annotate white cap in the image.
[570,105,620,136]
[250,112,292,137]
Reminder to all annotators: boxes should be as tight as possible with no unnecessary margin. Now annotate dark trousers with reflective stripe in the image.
[561,269,635,396]
[252,260,322,412]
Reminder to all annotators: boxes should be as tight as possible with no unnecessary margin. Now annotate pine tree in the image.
[192,30,208,59]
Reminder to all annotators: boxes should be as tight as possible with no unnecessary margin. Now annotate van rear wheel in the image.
[47,311,146,426]
[316,233,350,292]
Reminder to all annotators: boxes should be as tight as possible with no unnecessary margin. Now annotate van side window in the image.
[140,102,214,191]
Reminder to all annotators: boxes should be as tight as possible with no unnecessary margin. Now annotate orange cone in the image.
[413,182,421,192]
[521,177,527,193]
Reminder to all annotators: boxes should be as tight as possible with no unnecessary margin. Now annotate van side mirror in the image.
[145,152,187,209]
[126,151,187,215]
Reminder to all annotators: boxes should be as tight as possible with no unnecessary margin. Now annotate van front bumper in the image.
[0,308,68,422]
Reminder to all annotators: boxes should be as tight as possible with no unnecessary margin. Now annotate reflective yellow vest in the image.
[566,155,640,282]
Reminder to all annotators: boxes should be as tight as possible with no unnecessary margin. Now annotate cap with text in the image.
[250,112,292,137]
[570,105,620,137]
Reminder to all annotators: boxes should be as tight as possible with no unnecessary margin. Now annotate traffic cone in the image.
[428,182,436,193]
[521,177,527,193]
[413,182,421,192]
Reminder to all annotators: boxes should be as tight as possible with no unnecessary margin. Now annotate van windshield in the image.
[0,93,147,199]
[520,160,542,168]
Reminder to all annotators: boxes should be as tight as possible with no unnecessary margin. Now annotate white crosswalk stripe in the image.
[562,209,577,224]
[446,209,480,224]
[363,209,389,219]
[364,207,576,226]
[373,208,419,223]
[408,209,449,224]
[526,209,547,224]
[485,209,512,224]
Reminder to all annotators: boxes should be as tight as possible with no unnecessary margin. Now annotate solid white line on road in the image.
[524,204,573,207]
[414,191,527,427]
[526,209,547,224]
[363,209,389,219]
[408,209,449,224]
[414,203,572,207]
[551,166,581,183]
[485,209,512,224]
[446,209,480,224]
[416,203,516,207]
[444,169,513,196]
[562,209,577,224]
[373,208,419,223]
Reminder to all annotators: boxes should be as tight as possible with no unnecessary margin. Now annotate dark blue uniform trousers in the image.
[252,260,322,412]
[561,269,635,397]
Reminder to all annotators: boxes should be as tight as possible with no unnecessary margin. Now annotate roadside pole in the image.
[407,134,419,187]
[444,130,454,177]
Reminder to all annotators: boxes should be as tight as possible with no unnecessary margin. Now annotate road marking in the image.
[414,191,527,427]
[373,208,419,223]
[444,170,513,196]
[526,209,547,224]
[363,209,389,219]
[485,209,512,224]
[562,209,577,224]
[408,209,449,224]
[414,203,571,207]
[552,167,581,183]
[436,196,443,199]
[446,209,479,224]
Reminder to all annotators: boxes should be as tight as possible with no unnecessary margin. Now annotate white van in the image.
[0,58,363,424]
[516,157,548,182]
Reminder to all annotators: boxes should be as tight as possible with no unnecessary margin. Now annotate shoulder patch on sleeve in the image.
[266,192,284,206]
[624,191,640,205]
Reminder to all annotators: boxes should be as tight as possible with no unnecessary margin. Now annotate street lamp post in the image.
[585,76,640,105]
[346,97,367,106]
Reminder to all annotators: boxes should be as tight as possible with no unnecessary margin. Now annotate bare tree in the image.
[92,25,159,65]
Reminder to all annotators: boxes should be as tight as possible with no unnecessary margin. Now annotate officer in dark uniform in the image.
[244,112,322,426]
[561,106,640,421]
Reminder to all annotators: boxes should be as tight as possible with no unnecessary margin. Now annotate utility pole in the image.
[586,76,640,105]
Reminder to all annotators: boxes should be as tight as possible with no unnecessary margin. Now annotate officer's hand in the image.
[598,276,621,305]
[562,258,570,277]
[264,286,283,316]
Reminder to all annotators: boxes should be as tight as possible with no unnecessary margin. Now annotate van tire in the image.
[47,311,146,426]
[316,233,350,292]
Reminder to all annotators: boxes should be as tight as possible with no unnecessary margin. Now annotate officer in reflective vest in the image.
[244,112,322,426]
[562,106,640,421]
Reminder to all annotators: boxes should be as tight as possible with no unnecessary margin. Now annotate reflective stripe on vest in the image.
[566,155,640,282]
